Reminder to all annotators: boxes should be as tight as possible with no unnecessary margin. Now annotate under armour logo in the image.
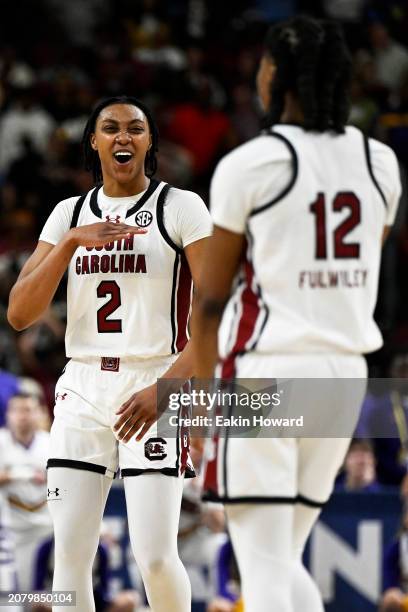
[55,392,67,401]
[106,215,121,223]
[47,488,59,497]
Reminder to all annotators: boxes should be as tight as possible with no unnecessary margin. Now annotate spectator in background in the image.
[230,83,260,143]
[336,439,381,492]
[0,491,19,609]
[378,72,408,168]
[43,0,111,48]
[0,373,49,430]
[0,393,52,591]
[0,209,37,302]
[165,76,236,187]
[60,85,97,143]
[348,75,379,134]
[19,377,51,431]
[322,0,369,48]
[369,21,408,93]
[128,8,187,72]
[0,84,54,177]
[381,503,408,612]
[356,352,408,489]
[15,305,66,408]
[0,323,21,376]
[323,0,368,22]
[207,539,242,612]
[254,0,295,21]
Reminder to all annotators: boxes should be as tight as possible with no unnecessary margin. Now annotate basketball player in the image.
[8,96,212,612]
[192,17,401,612]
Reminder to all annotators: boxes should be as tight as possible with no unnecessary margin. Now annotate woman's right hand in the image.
[67,221,147,249]
[8,221,148,331]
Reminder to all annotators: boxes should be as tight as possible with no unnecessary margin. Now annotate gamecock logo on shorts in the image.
[145,437,167,461]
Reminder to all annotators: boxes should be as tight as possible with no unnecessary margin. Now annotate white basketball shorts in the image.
[47,356,195,479]
[203,352,367,507]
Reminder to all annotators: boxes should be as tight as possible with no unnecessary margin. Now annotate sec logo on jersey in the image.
[135,210,153,227]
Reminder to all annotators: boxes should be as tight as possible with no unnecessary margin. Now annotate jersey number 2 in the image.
[310,192,361,259]
[97,281,122,333]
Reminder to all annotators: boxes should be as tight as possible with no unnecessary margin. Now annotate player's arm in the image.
[8,223,147,331]
[191,226,245,378]
[190,149,255,378]
[8,238,76,331]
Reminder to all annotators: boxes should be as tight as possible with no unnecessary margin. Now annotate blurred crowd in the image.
[0,1,408,610]
[0,0,408,402]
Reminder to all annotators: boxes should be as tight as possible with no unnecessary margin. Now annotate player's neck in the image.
[102,175,150,198]
[280,94,304,126]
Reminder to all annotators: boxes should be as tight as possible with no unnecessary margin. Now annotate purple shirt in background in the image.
[0,370,19,427]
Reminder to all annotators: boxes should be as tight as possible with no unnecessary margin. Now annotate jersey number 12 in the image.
[309,191,361,260]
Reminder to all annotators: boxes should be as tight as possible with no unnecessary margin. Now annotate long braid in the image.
[294,20,324,131]
[327,23,352,132]
[267,49,292,126]
[263,16,351,133]
[317,21,352,132]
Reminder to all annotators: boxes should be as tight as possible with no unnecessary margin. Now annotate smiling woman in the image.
[7,95,212,612]
[82,97,159,196]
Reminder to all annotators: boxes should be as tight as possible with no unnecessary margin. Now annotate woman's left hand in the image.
[114,384,158,442]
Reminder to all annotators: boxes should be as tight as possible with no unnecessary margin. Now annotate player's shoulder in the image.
[215,133,292,175]
[345,125,397,163]
[50,195,84,214]
[366,133,399,164]
[166,185,207,208]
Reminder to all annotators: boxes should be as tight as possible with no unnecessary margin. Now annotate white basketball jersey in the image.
[67,180,192,358]
[211,125,401,372]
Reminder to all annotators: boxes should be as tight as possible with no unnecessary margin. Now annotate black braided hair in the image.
[82,95,159,184]
[263,16,352,133]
